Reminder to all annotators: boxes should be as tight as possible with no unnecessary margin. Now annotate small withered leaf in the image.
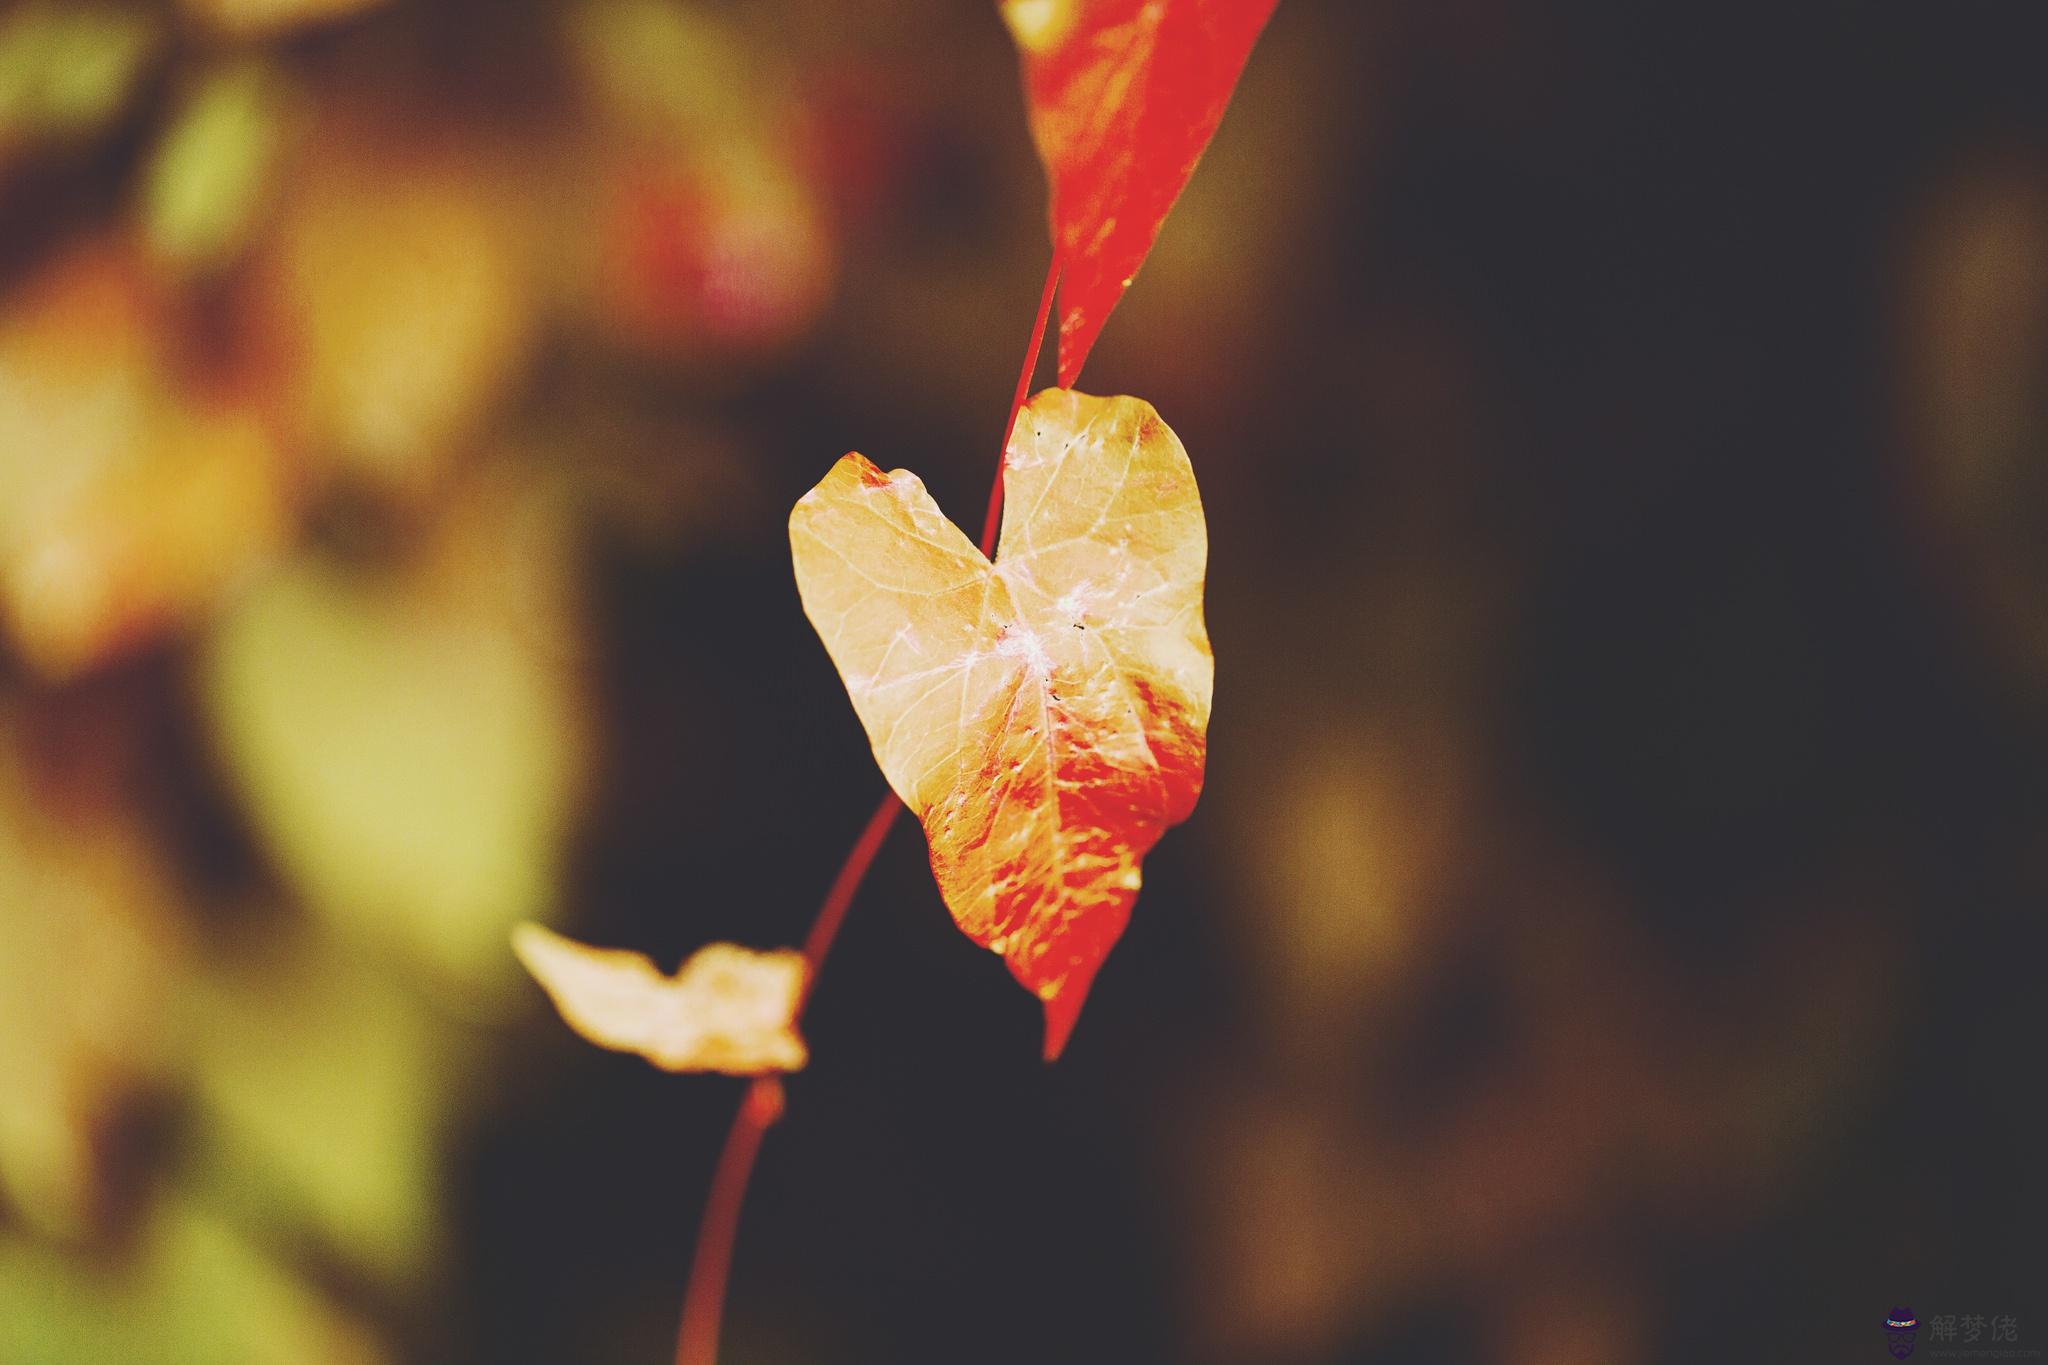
[513,924,807,1075]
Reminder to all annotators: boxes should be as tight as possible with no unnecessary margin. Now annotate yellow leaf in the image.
[513,924,808,1075]
[789,388,1211,1057]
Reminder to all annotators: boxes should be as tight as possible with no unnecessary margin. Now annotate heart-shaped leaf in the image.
[1003,0,1280,385]
[790,388,1211,1057]
[513,925,808,1075]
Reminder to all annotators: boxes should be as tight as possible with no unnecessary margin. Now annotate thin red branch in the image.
[672,794,897,1365]
[979,253,1062,556]
[673,1078,781,1365]
[673,250,1061,1365]
[799,791,904,995]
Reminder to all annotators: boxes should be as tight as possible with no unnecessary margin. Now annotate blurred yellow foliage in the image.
[182,919,461,1284]
[0,711,186,1241]
[257,121,539,501]
[0,242,295,679]
[0,1192,388,1365]
[178,0,390,41]
[199,469,587,999]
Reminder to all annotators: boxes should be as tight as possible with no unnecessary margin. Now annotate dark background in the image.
[1,2,2042,1363]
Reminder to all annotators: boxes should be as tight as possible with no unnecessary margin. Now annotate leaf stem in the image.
[672,250,1061,1365]
[798,791,905,997]
[672,793,898,1365]
[672,1076,782,1365]
[979,253,1062,556]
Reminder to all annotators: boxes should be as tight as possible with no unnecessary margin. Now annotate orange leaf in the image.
[1002,0,1280,385]
[512,924,807,1074]
[790,389,1211,1057]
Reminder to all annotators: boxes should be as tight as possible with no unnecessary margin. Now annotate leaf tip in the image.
[1038,975,1089,1062]
[509,919,573,976]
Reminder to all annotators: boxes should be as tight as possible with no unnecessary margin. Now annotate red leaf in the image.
[790,389,1211,1057]
[1003,0,1279,385]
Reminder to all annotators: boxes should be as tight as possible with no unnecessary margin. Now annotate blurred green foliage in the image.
[1,0,843,1355]
[0,5,159,166]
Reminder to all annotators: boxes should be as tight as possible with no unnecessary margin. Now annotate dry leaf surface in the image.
[790,388,1211,1056]
[513,925,807,1074]
[1003,0,1279,384]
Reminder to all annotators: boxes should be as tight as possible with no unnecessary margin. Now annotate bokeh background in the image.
[2,1,2044,1362]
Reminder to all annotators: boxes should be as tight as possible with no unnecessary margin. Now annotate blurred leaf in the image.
[0,4,158,172]
[514,924,808,1074]
[555,0,836,360]
[1241,714,1473,1049]
[1900,157,2048,691]
[258,122,538,499]
[789,390,1211,1059]
[180,919,458,1285]
[199,471,587,998]
[7,404,293,678]
[178,0,389,41]
[0,245,156,542]
[585,142,836,356]
[1002,0,1279,384]
[0,243,295,679]
[566,0,754,140]
[545,27,833,359]
[0,1192,389,1365]
[0,713,185,1240]
[143,60,293,275]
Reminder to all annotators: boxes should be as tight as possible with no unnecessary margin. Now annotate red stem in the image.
[672,1077,781,1365]
[979,254,1062,556]
[672,794,898,1365]
[672,251,1060,1365]
[800,791,905,993]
